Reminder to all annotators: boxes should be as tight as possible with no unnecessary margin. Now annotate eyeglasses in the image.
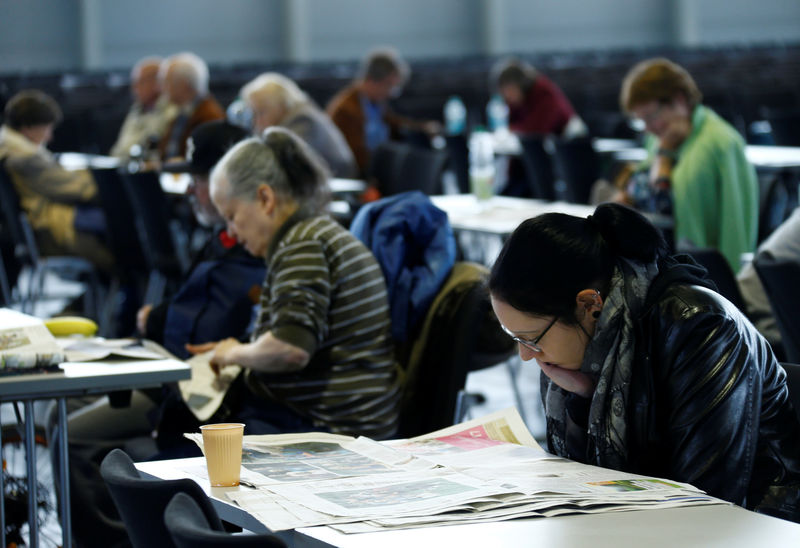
[501,316,558,353]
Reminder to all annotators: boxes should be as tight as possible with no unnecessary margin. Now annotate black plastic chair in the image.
[100,448,224,548]
[121,171,189,303]
[398,262,515,437]
[369,141,411,196]
[685,248,747,312]
[395,147,449,196]
[780,363,800,423]
[518,135,556,201]
[753,252,800,363]
[164,492,286,548]
[444,134,470,194]
[551,137,599,204]
[758,170,799,244]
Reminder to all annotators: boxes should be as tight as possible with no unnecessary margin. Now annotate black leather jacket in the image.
[627,283,800,521]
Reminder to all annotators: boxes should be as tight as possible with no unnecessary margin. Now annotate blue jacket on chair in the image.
[350,191,456,343]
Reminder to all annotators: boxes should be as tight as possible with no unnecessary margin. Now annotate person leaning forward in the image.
[187,127,404,439]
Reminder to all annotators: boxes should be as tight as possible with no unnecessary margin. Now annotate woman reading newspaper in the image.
[488,202,800,522]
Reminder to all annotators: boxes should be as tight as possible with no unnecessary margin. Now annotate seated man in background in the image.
[158,51,225,162]
[190,127,403,440]
[137,120,265,358]
[0,89,113,272]
[241,72,357,177]
[492,57,586,138]
[109,56,176,160]
[616,57,758,273]
[326,46,440,177]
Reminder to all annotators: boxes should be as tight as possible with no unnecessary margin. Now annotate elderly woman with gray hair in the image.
[187,127,402,439]
[240,72,357,177]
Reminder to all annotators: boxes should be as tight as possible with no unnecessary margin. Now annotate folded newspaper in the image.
[184,408,726,533]
[0,308,65,372]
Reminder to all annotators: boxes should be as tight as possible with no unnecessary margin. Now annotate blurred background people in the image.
[617,57,758,273]
[240,72,357,177]
[0,89,113,272]
[158,51,224,162]
[327,46,440,177]
[492,57,586,138]
[109,56,176,160]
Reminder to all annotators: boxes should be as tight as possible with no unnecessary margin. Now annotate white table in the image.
[0,358,191,548]
[136,457,800,548]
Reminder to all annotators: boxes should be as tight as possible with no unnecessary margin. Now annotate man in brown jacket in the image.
[158,52,224,162]
[326,47,439,177]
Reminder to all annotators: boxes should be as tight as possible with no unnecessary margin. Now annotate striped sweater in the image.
[246,214,403,439]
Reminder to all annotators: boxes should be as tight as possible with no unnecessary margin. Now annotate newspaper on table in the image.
[58,337,170,362]
[184,407,725,533]
[0,308,65,372]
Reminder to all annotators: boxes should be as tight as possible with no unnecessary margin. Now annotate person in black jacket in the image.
[488,202,800,522]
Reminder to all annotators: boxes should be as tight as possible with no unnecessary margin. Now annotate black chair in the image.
[395,147,449,196]
[100,448,224,548]
[551,137,599,204]
[780,363,800,423]
[518,135,556,201]
[684,248,747,312]
[758,171,799,244]
[444,134,470,194]
[398,262,515,437]
[753,252,800,363]
[121,171,190,303]
[0,158,101,315]
[369,141,411,196]
[164,492,286,548]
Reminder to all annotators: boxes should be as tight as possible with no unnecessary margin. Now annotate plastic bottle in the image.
[443,95,467,135]
[486,94,509,132]
[469,128,495,202]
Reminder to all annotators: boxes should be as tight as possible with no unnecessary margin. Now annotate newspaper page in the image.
[59,337,169,362]
[209,408,725,533]
[0,308,65,371]
[178,350,242,421]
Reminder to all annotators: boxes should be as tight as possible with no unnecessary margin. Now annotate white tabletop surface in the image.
[136,457,800,548]
[0,358,190,400]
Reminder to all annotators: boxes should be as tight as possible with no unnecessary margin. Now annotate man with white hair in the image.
[158,51,224,161]
[109,56,176,159]
[241,72,356,177]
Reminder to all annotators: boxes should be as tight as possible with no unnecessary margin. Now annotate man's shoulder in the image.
[326,84,360,116]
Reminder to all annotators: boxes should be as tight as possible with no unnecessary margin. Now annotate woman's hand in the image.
[185,341,220,355]
[208,338,243,376]
[538,362,596,398]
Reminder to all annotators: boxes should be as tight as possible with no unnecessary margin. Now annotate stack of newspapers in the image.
[184,408,725,533]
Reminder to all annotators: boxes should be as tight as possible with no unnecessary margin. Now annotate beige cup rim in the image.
[199,423,245,431]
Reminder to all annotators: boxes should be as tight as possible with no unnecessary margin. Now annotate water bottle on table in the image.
[469,129,495,202]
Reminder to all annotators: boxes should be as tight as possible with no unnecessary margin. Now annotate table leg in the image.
[57,398,72,548]
[1,417,5,548]
[24,400,38,548]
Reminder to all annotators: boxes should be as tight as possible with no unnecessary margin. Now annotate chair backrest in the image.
[0,158,37,267]
[518,135,556,201]
[394,147,448,196]
[121,171,187,277]
[754,252,800,363]
[444,134,470,194]
[398,262,513,437]
[551,136,599,204]
[165,492,286,548]
[100,448,224,548]
[758,171,799,244]
[369,141,411,196]
[685,248,747,312]
[91,167,148,276]
[780,362,800,423]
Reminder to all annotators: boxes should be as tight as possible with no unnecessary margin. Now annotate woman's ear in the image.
[576,289,603,318]
[257,183,276,214]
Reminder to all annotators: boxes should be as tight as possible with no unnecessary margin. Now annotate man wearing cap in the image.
[136,120,265,356]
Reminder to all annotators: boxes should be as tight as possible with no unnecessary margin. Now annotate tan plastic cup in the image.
[199,423,245,487]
